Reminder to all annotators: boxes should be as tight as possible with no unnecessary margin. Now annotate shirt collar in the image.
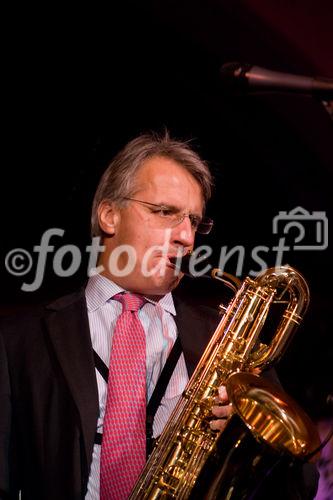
[85,273,176,316]
[145,292,176,316]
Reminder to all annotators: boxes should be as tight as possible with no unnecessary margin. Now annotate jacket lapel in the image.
[174,296,220,378]
[44,289,99,471]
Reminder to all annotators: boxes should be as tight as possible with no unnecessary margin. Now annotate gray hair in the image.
[91,131,213,237]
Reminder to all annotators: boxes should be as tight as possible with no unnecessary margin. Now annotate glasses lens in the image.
[197,218,214,234]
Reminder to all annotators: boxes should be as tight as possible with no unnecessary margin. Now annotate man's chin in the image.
[144,272,183,297]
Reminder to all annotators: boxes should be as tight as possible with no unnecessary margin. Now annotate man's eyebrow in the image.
[158,202,202,218]
[157,202,179,210]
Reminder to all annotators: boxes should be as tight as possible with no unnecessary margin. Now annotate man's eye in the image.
[190,216,200,228]
[158,208,174,217]
[151,206,174,217]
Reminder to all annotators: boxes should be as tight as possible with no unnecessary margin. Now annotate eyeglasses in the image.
[123,197,214,234]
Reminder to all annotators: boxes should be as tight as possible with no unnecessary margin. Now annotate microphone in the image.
[220,62,333,99]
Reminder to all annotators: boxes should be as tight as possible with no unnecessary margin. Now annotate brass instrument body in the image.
[190,371,320,499]
[130,266,317,499]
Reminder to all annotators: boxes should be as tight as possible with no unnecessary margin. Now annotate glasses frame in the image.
[122,197,213,234]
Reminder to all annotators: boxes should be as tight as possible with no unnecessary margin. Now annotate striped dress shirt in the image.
[85,274,189,500]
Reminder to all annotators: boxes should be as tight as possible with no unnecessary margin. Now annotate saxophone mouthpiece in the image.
[169,252,213,278]
[169,253,241,292]
[169,253,195,276]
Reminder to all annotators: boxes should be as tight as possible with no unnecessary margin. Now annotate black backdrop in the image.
[2,1,332,419]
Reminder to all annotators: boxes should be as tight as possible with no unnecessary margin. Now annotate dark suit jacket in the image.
[0,289,319,499]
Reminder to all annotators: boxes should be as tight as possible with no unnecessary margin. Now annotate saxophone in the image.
[130,265,320,499]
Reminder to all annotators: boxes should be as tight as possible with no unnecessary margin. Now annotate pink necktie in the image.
[100,292,147,500]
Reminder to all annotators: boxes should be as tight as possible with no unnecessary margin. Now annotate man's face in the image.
[100,156,204,296]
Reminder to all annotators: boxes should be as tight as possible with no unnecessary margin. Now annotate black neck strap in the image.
[93,336,183,458]
[146,337,182,456]
[93,350,109,383]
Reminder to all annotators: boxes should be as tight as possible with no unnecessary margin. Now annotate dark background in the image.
[1,1,332,419]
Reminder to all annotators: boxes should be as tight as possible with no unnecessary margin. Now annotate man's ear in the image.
[97,201,120,236]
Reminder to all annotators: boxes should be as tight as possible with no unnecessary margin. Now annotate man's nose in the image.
[172,215,195,247]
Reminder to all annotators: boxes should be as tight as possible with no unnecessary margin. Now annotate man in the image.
[0,132,318,499]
